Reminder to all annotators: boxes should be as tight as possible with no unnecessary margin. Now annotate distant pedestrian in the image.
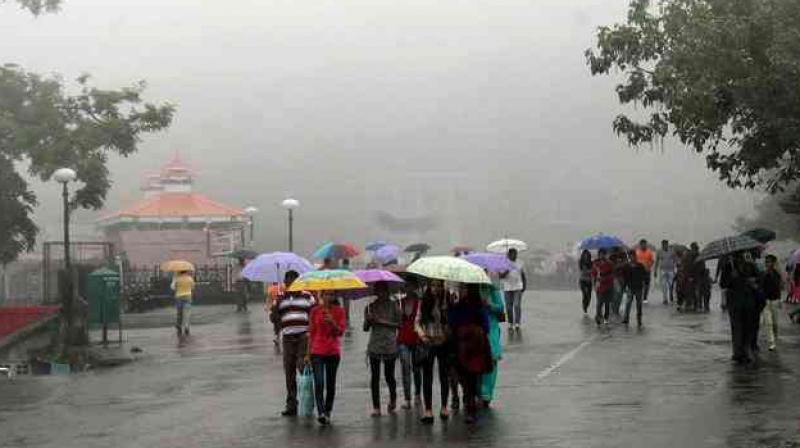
[500,248,527,331]
[592,248,614,325]
[578,250,593,314]
[715,255,731,311]
[760,254,782,351]
[397,279,422,409]
[635,239,655,303]
[171,270,195,337]
[749,250,767,353]
[364,282,401,417]
[275,271,314,417]
[786,265,800,324]
[623,250,647,327]
[308,292,346,425]
[654,240,676,305]
[340,258,352,329]
[611,248,627,316]
[266,282,283,347]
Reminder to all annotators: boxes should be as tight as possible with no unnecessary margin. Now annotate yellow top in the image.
[173,274,195,300]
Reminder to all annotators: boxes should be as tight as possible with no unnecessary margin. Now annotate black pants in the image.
[580,280,592,313]
[421,344,450,411]
[458,368,479,417]
[624,287,643,324]
[311,355,340,417]
[596,288,612,322]
[282,333,308,411]
[729,301,756,362]
[642,272,651,302]
[369,355,397,409]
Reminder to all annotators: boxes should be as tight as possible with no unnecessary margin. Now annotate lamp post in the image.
[53,167,77,348]
[244,206,258,242]
[281,198,299,252]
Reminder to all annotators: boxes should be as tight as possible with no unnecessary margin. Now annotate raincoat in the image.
[480,284,504,401]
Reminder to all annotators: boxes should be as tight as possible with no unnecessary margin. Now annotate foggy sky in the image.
[1,0,758,256]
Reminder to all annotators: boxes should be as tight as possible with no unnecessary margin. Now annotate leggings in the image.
[369,355,397,409]
[421,344,450,412]
[580,280,592,313]
[458,368,479,417]
[311,355,340,417]
[398,345,421,401]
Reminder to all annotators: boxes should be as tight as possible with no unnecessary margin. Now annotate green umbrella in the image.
[406,256,491,284]
[741,228,776,244]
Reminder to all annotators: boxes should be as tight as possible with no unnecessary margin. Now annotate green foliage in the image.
[587,0,800,192]
[734,186,800,242]
[0,43,174,263]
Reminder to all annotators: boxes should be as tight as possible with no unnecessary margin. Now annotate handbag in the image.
[297,365,315,417]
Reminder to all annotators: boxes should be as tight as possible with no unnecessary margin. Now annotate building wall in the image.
[107,226,244,267]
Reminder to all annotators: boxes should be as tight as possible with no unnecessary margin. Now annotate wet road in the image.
[1,290,799,448]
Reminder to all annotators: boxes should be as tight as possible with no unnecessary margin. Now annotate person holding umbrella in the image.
[363,281,402,417]
[500,248,527,331]
[307,291,346,425]
[397,278,422,410]
[415,279,452,424]
[171,269,195,337]
[592,249,615,325]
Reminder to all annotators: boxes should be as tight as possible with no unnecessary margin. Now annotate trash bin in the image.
[87,267,121,344]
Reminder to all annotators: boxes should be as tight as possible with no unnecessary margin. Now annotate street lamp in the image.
[244,206,259,242]
[53,167,77,348]
[281,198,299,252]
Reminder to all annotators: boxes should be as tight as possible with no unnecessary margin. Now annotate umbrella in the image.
[353,269,405,284]
[225,248,258,260]
[696,235,763,262]
[286,269,368,292]
[365,241,389,251]
[487,239,528,254]
[313,242,361,260]
[579,234,625,251]
[407,256,491,284]
[161,260,195,272]
[450,245,474,255]
[741,228,777,244]
[240,252,314,283]
[788,249,800,267]
[669,244,689,254]
[373,245,401,265]
[404,243,431,253]
[462,252,516,274]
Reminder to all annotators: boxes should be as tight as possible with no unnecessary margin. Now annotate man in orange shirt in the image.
[635,239,655,303]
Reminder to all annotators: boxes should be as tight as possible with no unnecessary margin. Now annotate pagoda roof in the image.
[99,192,245,226]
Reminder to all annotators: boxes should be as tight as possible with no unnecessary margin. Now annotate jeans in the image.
[596,288,612,323]
[642,271,651,302]
[612,279,624,315]
[660,271,674,303]
[762,300,779,348]
[369,355,397,410]
[282,333,308,411]
[504,290,523,325]
[624,287,643,324]
[579,280,592,313]
[421,344,450,411]
[176,300,191,332]
[398,345,421,401]
[311,354,340,417]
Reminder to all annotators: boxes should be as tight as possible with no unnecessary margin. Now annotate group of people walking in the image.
[270,268,508,426]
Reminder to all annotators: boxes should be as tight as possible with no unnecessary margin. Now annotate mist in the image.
[1,0,757,256]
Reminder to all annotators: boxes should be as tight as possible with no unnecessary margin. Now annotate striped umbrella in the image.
[286,269,367,292]
[696,235,762,262]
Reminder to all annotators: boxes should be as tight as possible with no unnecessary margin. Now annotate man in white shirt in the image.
[654,240,676,305]
[501,248,527,331]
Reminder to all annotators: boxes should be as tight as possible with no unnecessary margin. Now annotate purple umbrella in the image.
[789,248,800,268]
[241,252,313,283]
[463,252,515,274]
[373,245,401,265]
[353,269,405,284]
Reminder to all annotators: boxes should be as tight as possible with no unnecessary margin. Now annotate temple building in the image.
[98,155,248,267]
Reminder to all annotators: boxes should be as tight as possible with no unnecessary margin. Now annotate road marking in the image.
[535,335,597,381]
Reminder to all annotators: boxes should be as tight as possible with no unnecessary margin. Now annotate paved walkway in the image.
[1,291,799,448]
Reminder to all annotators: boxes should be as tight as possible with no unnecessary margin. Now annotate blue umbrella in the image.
[241,252,314,283]
[373,245,401,265]
[365,241,389,251]
[579,234,626,251]
[462,252,515,274]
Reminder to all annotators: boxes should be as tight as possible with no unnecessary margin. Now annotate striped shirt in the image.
[276,291,315,336]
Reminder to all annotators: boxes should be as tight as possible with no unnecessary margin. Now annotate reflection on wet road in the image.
[1,291,799,448]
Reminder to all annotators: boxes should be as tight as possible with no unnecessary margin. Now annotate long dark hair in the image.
[579,250,592,268]
[420,281,445,324]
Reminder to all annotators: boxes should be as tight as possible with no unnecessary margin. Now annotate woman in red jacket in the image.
[308,292,346,426]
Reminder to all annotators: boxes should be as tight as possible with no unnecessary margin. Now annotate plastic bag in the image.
[297,365,315,417]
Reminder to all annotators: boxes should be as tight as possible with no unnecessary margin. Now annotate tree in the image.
[733,186,800,242]
[586,0,800,193]
[0,1,175,265]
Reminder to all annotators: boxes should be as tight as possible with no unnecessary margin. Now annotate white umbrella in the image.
[487,238,528,254]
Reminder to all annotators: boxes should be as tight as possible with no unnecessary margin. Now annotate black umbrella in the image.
[404,243,431,253]
[741,228,777,244]
[697,235,762,262]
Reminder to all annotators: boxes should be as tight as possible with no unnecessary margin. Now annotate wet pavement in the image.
[1,290,799,448]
